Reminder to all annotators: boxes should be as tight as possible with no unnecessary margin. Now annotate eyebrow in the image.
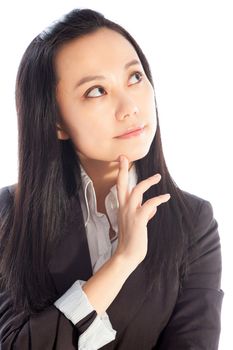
[74,59,141,90]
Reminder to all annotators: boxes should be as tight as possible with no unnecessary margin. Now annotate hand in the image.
[114,155,171,267]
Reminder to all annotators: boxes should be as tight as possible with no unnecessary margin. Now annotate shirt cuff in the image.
[54,280,94,324]
[54,279,117,348]
[78,312,116,349]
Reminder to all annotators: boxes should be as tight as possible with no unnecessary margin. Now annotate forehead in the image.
[55,28,140,77]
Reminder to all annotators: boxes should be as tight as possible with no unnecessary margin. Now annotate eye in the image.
[84,86,106,98]
[129,71,143,84]
[84,71,144,98]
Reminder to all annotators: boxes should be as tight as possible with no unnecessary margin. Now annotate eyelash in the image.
[84,71,144,98]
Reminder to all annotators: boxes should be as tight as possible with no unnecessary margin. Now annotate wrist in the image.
[111,252,138,276]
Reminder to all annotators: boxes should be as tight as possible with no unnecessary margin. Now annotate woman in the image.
[0,8,223,350]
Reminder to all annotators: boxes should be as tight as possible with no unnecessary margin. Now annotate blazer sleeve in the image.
[155,199,224,350]
[0,287,98,349]
[0,186,98,349]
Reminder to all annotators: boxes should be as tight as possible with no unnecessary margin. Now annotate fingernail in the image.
[154,173,161,179]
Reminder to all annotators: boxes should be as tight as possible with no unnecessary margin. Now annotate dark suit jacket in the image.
[0,185,223,349]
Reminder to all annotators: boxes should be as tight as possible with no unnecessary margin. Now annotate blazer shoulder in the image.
[180,189,214,219]
[180,189,218,248]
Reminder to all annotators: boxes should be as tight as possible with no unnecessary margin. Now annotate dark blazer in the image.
[0,185,223,349]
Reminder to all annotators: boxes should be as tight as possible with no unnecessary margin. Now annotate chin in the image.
[118,146,152,163]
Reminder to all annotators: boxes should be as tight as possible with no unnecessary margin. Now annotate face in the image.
[55,28,157,167]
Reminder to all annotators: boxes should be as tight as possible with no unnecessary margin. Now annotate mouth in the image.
[115,125,145,139]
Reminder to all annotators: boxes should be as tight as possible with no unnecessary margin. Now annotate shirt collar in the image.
[78,162,138,227]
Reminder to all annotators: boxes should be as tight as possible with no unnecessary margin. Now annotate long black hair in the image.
[0,8,195,314]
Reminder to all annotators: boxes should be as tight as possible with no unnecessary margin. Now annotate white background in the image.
[0,1,232,348]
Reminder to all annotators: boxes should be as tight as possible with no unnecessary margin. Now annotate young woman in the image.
[0,8,223,350]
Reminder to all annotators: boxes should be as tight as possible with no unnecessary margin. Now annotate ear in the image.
[56,123,70,140]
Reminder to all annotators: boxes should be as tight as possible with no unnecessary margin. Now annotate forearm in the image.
[82,253,136,315]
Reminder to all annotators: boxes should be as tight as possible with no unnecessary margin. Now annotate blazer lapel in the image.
[48,194,93,295]
[48,193,151,337]
[106,261,149,336]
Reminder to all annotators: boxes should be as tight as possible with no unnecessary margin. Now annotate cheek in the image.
[67,116,108,154]
[141,83,155,108]
[148,86,156,106]
[144,92,157,120]
[58,103,91,137]
[68,120,93,146]
[143,87,157,131]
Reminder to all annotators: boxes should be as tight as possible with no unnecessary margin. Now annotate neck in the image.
[78,155,133,209]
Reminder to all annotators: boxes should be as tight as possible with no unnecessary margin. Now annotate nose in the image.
[115,94,139,121]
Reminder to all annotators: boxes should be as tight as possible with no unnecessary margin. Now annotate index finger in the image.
[116,155,129,206]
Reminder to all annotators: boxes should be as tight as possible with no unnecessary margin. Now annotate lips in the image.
[115,125,145,138]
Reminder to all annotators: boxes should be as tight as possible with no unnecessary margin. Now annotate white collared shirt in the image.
[55,163,138,349]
